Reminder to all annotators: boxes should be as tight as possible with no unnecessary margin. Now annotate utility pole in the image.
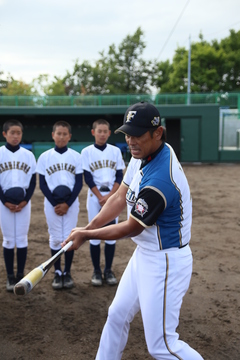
[187,35,191,105]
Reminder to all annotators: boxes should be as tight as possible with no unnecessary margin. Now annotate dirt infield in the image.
[0,163,240,360]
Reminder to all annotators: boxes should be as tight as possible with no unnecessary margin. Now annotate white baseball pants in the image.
[87,189,117,245]
[96,244,204,360]
[44,198,79,250]
[0,201,31,249]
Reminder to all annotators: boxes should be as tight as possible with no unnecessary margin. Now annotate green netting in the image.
[0,93,239,108]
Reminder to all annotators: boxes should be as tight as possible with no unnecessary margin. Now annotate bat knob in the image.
[14,281,29,296]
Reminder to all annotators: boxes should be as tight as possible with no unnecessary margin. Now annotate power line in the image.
[182,20,240,45]
[156,0,190,60]
[196,20,240,39]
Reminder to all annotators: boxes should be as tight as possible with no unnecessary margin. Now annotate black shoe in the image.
[16,273,24,283]
[63,272,74,289]
[52,273,63,290]
[6,274,16,292]
[91,270,102,286]
[104,270,118,286]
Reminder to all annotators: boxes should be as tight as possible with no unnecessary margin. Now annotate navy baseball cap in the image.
[115,102,161,137]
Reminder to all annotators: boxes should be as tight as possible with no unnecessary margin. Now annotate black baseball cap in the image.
[115,101,161,137]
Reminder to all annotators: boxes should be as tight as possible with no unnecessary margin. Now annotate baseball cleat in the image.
[91,270,103,286]
[6,275,16,292]
[104,270,118,286]
[63,272,74,289]
[52,273,63,290]
[16,273,24,282]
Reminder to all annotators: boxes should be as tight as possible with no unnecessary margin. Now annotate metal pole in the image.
[187,35,191,105]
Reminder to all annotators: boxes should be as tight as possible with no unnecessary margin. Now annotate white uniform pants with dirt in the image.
[0,201,31,248]
[95,245,204,360]
[87,188,117,245]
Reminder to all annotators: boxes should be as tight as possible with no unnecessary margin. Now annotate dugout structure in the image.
[0,102,239,163]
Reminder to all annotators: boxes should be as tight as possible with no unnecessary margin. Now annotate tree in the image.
[96,27,154,94]
[30,74,49,95]
[30,74,66,96]
[1,76,36,96]
[0,70,8,95]
[151,60,173,92]
[63,27,154,95]
[154,30,240,93]
[62,61,95,95]
[217,29,240,91]
[1,28,240,95]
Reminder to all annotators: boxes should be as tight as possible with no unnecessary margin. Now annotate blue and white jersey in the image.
[123,143,192,251]
[123,156,141,218]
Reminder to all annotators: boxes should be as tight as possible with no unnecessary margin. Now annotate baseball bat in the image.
[14,241,73,296]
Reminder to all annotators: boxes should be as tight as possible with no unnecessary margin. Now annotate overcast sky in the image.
[0,0,239,83]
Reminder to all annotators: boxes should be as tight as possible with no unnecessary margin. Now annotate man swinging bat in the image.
[62,102,204,359]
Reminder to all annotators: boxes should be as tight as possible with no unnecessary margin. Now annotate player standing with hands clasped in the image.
[36,121,83,290]
[81,119,125,286]
[0,120,36,292]
[62,102,204,359]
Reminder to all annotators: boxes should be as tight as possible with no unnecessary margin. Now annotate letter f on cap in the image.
[126,111,137,122]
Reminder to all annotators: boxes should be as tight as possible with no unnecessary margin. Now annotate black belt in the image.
[179,243,189,249]
[99,186,110,192]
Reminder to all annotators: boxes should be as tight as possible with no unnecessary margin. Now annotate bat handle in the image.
[41,240,74,272]
[62,240,73,252]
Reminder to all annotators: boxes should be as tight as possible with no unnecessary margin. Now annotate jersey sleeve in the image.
[25,173,36,202]
[30,152,37,174]
[116,147,126,171]
[84,170,96,189]
[130,186,166,227]
[81,148,91,172]
[66,173,83,207]
[39,174,57,206]
[73,151,83,175]
[36,153,45,175]
[115,169,123,184]
[123,157,140,187]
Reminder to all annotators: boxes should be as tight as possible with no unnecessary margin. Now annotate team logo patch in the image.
[126,111,137,122]
[134,198,148,217]
[151,116,160,126]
